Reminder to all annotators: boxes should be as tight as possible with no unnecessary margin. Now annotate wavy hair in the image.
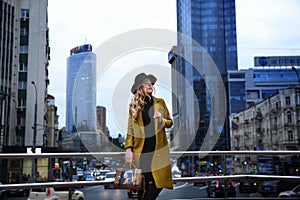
[129,84,153,120]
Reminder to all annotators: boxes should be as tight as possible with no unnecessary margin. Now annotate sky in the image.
[47,0,300,137]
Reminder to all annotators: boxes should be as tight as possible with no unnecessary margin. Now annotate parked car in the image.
[278,184,300,198]
[206,180,236,198]
[27,186,85,200]
[193,173,207,186]
[238,179,259,193]
[0,182,7,198]
[103,172,116,189]
[259,180,300,197]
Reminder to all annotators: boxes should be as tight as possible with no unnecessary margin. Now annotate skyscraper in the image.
[66,44,96,133]
[174,0,239,151]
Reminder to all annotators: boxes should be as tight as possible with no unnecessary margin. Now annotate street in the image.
[2,182,281,200]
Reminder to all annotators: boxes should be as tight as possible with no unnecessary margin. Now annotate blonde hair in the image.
[129,85,152,120]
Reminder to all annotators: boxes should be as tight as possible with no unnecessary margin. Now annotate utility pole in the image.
[31,81,38,182]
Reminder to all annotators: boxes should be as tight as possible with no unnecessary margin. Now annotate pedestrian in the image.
[125,73,173,200]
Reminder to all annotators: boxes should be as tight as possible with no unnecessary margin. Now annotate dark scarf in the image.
[140,96,156,179]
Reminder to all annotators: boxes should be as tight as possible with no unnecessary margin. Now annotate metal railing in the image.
[0,150,299,190]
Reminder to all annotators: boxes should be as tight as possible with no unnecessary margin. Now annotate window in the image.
[18,98,26,108]
[18,81,27,89]
[287,130,294,141]
[20,45,28,53]
[246,91,259,99]
[20,28,28,36]
[20,9,29,19]
[287,111,292,124]
[19,63,27,72]
[285,96,291,106]
[17,116,25,126]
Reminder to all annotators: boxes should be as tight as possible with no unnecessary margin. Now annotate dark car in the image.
[7,187,30,197]
[206,180,236,198]
[259,180,300,197]
[238,179,259,193]
[193,173,207,186]
[6,181,34,197]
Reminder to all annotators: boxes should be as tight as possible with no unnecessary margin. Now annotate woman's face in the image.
[142,78,153,95]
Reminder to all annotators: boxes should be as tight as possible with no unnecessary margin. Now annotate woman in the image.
[125,73,173,200]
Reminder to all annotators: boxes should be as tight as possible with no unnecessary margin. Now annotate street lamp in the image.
[31,81,38,182]
[292,66,300,86]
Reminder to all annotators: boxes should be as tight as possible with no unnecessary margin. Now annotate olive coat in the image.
[125,96,173,189]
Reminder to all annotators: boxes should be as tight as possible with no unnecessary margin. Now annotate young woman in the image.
[125,73,173,200]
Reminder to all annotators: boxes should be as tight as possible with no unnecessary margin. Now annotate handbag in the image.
[114,163,143,190]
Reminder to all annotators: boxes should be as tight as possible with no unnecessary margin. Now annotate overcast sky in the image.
[47,0,300,137]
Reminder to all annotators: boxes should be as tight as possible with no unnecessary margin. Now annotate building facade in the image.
[0,0,51,183]
[65,44,96,133]
[230,86,300,175]
[243,60,300,107]
[174,0,239,153]
[46,94,59,148]
[96,106,106,136]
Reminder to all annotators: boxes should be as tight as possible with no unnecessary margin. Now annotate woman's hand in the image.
[153,111,162,123]
[125,148,133,164]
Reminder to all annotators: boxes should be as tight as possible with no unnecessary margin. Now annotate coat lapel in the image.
[152,97,160,134]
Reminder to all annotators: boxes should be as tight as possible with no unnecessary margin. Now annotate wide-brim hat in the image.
[131,73,157,94]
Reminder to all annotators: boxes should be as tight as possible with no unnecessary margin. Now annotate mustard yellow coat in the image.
[125,96,173,189]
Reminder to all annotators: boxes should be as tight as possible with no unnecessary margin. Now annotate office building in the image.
[244,56,300,107]
[0,0,51,183]
[65,44,97,133]
[174,0,239,154]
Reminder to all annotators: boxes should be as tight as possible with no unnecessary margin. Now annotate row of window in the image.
[16,10,30,145]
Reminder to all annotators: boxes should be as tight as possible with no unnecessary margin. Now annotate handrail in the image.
[0,150,299,159]
[0,151,299,190]
[0,175,299,190]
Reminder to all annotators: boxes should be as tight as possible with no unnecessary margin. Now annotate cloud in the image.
[236,0,300,67]
[48,0,300,135]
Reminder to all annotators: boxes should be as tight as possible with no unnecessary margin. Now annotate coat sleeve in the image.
[125,110,134,149]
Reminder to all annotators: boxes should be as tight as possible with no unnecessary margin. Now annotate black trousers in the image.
[138,173,162,200]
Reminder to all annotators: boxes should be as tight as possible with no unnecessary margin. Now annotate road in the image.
[2,182,284,200]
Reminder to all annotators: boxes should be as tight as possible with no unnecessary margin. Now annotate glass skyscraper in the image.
[174,0,239,151]
[66,44,96,133]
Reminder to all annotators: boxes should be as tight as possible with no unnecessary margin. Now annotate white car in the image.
[278,184,300,198]
[96,169,111,180]
[103,171,116,189]
[27,187,85,200]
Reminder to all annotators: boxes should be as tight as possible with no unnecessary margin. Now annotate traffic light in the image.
[253,164,257,170]
[119,143,125,149]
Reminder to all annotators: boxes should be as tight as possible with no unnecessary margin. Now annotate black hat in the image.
[131,73,157,94]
